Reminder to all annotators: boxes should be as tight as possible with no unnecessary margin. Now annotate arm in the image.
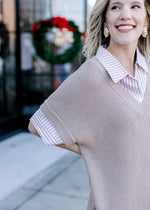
[57,143,81,155]
[28,121,81,155]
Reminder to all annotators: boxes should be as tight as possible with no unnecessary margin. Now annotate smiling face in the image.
[106,0,148,48]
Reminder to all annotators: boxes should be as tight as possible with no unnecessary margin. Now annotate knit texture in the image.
[41,57,150,210]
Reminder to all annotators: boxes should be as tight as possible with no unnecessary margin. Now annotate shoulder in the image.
[79,56,104,73]
[56,57,109,95]
[45,57,108,103]
[40,57,109,120]
[69,57,107,86]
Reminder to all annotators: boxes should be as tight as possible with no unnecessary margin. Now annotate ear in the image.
[104,22,108,27]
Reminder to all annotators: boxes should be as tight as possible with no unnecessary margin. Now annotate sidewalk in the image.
[0,132,90,210]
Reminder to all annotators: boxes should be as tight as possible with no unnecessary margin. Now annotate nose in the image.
[120,7,132,20]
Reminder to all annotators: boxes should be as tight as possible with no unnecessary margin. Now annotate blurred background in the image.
[0,0,96,209]
[0,0,96,138]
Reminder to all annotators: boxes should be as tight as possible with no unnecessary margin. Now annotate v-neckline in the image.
[92,57,150,117]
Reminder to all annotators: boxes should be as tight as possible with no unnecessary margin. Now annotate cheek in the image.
[136,16,147,28]
[106,12,119,29]
[106,12,114,25]
[137,11,147,25]
[106,17,117,33]
[106,18,115,29]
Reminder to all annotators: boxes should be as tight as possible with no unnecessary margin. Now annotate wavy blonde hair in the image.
[82,0,150,59]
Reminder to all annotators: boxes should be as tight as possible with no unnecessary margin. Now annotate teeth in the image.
[118,26,134,30]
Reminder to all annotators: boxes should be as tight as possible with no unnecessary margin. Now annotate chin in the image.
[114,38,138,47]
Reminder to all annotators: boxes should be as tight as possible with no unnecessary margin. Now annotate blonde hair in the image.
[83,0,150,59]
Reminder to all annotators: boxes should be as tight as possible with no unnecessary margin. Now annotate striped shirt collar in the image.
[95,46,149,83]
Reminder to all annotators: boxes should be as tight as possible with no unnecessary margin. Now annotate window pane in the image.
[52,0,84,31]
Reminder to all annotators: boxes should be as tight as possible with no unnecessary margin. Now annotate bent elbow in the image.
[28,121,33,133]
[28,121,40,137]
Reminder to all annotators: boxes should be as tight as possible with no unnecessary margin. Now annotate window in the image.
[20,0,86,115]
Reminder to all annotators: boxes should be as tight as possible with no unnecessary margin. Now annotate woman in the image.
[29,0,150,209]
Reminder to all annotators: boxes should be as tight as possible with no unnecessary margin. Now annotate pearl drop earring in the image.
[142,26,148,38]
[104,25,110,38]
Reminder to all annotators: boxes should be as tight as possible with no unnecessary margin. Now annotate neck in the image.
[107,44,137,77]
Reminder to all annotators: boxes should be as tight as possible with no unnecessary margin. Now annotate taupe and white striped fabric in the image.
[96,46,149,102]
[30,46,149,146]
[39,56,150,209]
[30,109,63,145]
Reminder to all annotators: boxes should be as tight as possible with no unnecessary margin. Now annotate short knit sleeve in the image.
[40,71,82,145]
[40,58,99,146]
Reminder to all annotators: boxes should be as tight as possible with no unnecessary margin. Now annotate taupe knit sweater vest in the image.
[41,57,150,210]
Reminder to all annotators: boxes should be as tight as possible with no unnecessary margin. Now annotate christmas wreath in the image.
[31,16,85,64]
